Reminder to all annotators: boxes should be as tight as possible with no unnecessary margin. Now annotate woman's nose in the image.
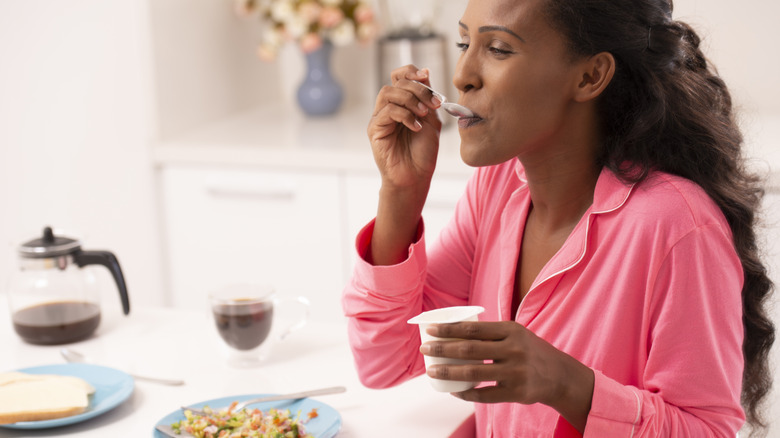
[452,50,481,95]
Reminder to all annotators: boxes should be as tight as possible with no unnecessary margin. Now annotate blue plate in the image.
[154,394,342,438]
[1,363,134,429]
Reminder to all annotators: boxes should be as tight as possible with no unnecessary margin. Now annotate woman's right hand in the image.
[368,66,443,193]
[366,66,444,265]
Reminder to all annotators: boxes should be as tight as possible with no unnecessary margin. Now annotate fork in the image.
[181,386,347,417]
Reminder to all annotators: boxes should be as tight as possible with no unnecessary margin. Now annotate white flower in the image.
[270,0,295,22]
[284,15,310,39]
[357,22,377,43]
[297,1,323,24]
[329,20,355,46]
[262,26,285,47]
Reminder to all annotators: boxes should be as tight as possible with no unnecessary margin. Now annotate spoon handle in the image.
[411,80,447,103]
[60,348,185,386]
[131,373,185,386]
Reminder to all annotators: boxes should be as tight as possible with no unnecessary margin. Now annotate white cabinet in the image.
[159,165,346,322]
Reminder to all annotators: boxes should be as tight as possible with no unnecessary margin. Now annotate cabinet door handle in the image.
[205,179,297,201]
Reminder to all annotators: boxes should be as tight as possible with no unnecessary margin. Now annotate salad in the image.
[172,401,318,438]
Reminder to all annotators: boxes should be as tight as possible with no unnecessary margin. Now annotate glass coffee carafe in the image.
[6,226,130,345]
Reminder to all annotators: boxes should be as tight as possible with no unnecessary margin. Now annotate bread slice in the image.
[0,372,95,394]
[0,372,95,424]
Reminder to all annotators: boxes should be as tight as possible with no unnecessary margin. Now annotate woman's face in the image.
[454,0,586,167]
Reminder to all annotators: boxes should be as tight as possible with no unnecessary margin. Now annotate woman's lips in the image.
[457,114,483,128]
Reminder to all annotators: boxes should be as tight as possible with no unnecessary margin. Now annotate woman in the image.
[342,0,774,436]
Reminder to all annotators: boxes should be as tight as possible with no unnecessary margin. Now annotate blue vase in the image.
[296,41,344,116]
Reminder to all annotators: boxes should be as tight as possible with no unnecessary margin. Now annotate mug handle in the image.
[275,296,310,341]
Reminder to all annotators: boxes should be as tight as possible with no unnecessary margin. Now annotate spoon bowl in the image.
[440,102,475,119]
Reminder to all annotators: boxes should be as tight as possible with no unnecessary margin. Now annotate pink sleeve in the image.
[341,219,429,388]
[342,173,482,389]
[584,224,745,437]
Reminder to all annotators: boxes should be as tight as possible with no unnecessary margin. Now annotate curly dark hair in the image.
[543,0,775,434]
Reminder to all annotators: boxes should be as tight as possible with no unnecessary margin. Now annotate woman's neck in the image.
[520,154,600,233]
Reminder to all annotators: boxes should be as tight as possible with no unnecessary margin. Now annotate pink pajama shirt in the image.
[342,160,745,437]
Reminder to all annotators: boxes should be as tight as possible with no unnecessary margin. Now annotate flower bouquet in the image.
[235,0,377,61]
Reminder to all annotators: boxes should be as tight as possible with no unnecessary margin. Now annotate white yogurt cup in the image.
[407,306,485,392]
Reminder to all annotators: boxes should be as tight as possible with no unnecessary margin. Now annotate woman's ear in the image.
[574,52,615,102]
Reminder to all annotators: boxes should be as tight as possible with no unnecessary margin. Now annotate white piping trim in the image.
[514,175,636,317]
[526,182,635,295]
[629,389,641,438]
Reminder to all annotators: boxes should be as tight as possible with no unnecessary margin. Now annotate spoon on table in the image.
[60,347,185,386]
[181,386,347,417]
[412,80,476,119]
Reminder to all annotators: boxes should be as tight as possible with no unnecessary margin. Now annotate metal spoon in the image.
[60,347,185,386]
[412,80,476,119]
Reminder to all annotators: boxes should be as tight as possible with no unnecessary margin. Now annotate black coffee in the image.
[12,301,101,345]
[212,301,273,351]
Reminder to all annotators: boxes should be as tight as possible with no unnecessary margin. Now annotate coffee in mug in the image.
[212,298,274,351]
[208,284,309,367]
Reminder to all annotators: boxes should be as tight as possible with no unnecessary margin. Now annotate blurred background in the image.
[1,0,779,434]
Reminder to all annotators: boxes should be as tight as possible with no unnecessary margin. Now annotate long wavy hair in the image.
[543,0,775,434]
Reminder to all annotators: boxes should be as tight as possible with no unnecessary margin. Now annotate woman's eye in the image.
[455,42,469,52]
[488,46,513,56]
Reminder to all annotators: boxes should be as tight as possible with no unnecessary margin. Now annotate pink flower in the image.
[354,4,374,24]
[233,0,258,18]
[299,33,324,53]
[318,6,344,29]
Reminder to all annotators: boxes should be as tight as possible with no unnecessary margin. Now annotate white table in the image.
[0,300,473,437]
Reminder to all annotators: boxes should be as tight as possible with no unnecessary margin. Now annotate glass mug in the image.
[209,284,309,367]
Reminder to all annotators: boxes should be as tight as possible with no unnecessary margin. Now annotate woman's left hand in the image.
[420,321,595,432]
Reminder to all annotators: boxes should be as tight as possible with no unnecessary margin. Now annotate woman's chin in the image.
[459,141,507,168]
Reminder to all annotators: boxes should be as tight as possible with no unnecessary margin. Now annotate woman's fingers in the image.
[370,103,423,136]
[427,321,515,342]
[420,338,496,360]
[390,65,429,86]
[373,84,434,118]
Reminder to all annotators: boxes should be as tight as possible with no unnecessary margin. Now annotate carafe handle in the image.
[72,250,130,315]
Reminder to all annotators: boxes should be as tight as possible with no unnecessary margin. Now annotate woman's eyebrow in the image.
[459,21,525,43]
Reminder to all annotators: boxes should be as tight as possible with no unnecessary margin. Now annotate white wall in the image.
[673,0,780,115]
[0,0,163,310]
